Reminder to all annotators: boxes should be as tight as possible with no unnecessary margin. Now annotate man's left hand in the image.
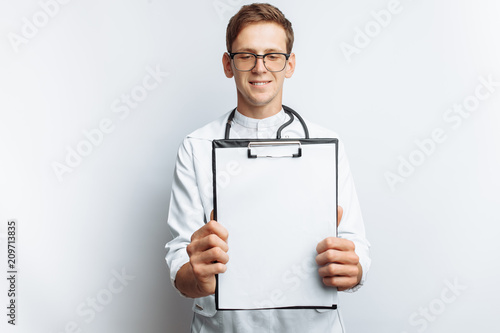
[315,206,362,291]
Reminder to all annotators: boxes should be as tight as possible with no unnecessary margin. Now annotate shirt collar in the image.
[233,108,286,129]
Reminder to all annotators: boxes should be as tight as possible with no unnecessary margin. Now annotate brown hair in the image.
[226,3,294,53]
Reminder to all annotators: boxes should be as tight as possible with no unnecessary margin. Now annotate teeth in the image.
[251,82,268,86]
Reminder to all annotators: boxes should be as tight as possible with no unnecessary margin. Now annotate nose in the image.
[252,56,267,73]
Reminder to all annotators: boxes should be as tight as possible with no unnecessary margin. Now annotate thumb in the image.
[210,210,215,221]
[337,206,343,227]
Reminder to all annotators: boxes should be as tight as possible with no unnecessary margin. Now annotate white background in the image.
[1,0,499,332]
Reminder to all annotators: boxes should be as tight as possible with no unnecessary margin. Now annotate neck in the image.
[236,96,283,119]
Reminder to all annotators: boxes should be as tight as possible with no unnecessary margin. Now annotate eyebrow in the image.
[234,48,286,53]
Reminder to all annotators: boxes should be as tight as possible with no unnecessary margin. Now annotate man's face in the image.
[223,22,295,115]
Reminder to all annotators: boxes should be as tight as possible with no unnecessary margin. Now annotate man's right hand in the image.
[175,214,229,298]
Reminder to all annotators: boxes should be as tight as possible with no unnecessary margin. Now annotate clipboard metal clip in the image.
[247,141,302,159]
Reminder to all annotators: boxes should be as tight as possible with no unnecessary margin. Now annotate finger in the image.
[337,205,343,227]
[204,262,228,276]
[315,249,359,266]
[316,237,355,254]
[317,259,359,278]
[318,264,358,280]
[191,246,230,267]
[210,210,214,221]
[191,260,228,279]
[321,275,358,290]
[191,220,229,242]
[187,233,229,257]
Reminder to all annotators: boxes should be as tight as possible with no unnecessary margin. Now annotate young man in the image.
[166,3,370,332]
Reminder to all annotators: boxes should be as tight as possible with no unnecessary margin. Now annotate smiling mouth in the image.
[250,81,271,86]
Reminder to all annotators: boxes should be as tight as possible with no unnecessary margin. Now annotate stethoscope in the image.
[224,105,310,140]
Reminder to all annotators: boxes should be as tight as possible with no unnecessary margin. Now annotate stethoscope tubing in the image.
[224,105,309,140]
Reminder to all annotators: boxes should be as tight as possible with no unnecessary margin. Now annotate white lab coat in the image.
[165,109,371,333]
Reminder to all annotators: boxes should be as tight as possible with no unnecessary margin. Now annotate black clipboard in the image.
[212,138,338,310]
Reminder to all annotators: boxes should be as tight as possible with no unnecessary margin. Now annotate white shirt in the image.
[165,109,371,333]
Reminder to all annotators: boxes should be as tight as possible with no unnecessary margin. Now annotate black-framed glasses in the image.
[229,52,291,72]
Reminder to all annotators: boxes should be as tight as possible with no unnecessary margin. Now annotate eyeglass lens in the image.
[233,53,287,72]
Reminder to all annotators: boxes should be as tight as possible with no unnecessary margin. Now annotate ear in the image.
[285,53,296,79]
[222,52,234,78]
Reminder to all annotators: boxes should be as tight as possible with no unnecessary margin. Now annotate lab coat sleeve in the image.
[336,140,371,292]
[165,137,207,294]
